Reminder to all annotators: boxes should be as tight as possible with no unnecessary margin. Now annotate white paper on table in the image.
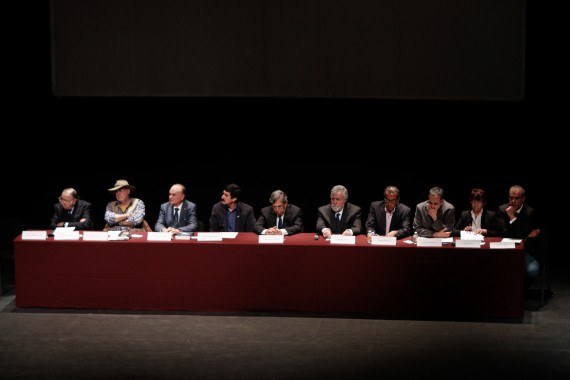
[53,226,76,235]
[220,232,238,239]
[501,238,523,244]
[107,231,130,241]
[258,235,284,244]
[460,231,484,240]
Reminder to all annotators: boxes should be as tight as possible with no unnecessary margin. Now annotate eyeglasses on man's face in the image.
[59,197,74,204]
[384,198,398,205]
[272,204,285,210]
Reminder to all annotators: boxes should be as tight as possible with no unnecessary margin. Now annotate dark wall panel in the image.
[51,0,525,100]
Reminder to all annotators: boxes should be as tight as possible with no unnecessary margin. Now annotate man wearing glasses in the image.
[365,185,412,240]
[254,190,303,236]
[49,188,93,230]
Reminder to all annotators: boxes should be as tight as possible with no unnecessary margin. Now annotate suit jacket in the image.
[453,209,500,237]
[316,203,363,235]
[496,203,540,239]
[209,201,256,232]
[365,201,412,239]
[413,200,456,238]
[154,200,198,233]
[496,203,545,261]
[49,199,93,230]
[253,204,303,235]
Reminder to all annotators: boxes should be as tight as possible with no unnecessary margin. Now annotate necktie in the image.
[335,213,341,233]
[278,217,283,229]
[173,208,179,226]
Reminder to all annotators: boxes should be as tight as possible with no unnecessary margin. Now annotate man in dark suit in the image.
[209,183,256,232]
[50,188,93,230]
[365,185,412,240]
[254,190,303,235]
[155,183,198,234]
[497,185,544,280]
[316,185,363,238]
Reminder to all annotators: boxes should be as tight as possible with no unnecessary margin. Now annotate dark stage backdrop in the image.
[50,0,525,101]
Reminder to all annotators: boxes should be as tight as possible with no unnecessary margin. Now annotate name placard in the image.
[22,231,47,240]
[82,231,109,241]
[455,239,482,248]
[54,231,81,240]
[490,242,516,249]
[197,232,223,242]
[330,235,356,245]
[417,237,442,247]
[258,235,284,244]
[370,236,397,246]
[147,232,173,241]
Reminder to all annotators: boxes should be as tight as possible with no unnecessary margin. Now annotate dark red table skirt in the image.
[14,233,524,318]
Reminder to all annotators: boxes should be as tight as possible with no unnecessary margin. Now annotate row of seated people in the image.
[51,180,546,286]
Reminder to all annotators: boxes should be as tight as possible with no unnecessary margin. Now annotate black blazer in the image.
[49,199,93,230]
[316,202,363,235]
[496,203,541,238]
[209,201,256,232]
[496,203,545,260]
[253,204,303,235]
[453,209,501,237]
[365,201,412,239]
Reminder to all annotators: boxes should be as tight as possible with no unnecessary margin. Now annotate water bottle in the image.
[412,231,418,244]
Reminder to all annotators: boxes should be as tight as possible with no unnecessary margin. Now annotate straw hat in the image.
[108,179,136,192]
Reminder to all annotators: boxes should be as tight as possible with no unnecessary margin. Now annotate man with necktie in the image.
[155,183,198,235]
[254,190,304,236]
[49,188,93,230]
[316,184,363,239]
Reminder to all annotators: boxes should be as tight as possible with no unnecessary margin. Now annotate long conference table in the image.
[14,233,525,318]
